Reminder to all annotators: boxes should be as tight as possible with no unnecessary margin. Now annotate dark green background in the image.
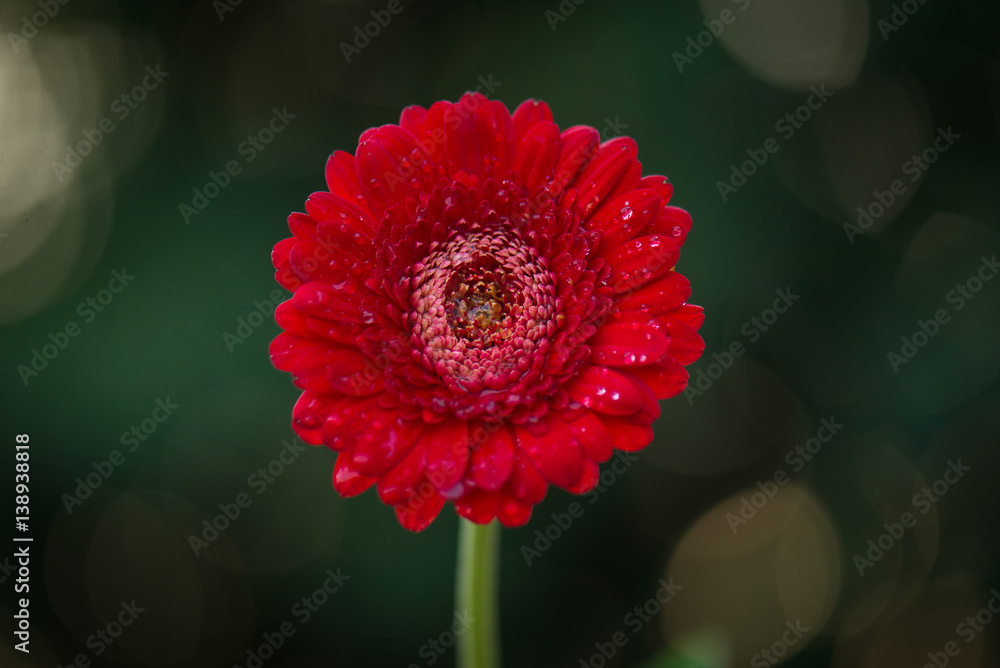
[1,0,999,666]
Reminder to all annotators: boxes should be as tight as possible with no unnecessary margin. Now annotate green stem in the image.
[455,518,501,668]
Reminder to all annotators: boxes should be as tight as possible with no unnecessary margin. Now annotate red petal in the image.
[292,344,375,396]
[512,121,561,192]
[512,99,554,141]
[292,281,366,323]
[626,370,661,422]
[640,205,692,247]
[567,459,600,494]
[325,151,370,213]
[444,94,490,178]
[566,365,643,417]
[287,211,316,240]
[269,332,312,372]
[399,104,427,139]
[515,420,583,490]
[305,191,377,234]
[638,175,674,207]
[572,137,638,219]
[470,425,515,491]
[496,496,533,527]
[355,135,421,216]
[630,361,689,399]
[615,272,691,316]
[476,99,515,176]
[272,236,294,265]
[590,321,670,367]
[564,411,614,463]
[352,412,422,476]
[320,395,379,451]
[376,441,427,505]
[394,484,446,532]
[588,188,661,252]
[551,126,600,196]
[423,419,471,493]
[660,317,705,365]
[303,314,363,347]
[288,237,366,290]
[605,235,680,294]
[669,303,705,330]
[273,238,300,290]
[292,392,339,445]
[455,488,499,524]
[503,451,549,505]
[274,299,310,337]
[420,100,449,163]
[602,158,643,206]
[601,417,654,452]
[333,452,376,497]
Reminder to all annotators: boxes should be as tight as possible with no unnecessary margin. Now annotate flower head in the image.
[270,93,704,531]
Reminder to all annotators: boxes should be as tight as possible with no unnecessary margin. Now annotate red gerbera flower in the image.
[270,93,704,532]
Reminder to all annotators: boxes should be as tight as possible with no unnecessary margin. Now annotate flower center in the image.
[409,228,556,398]
[446,259,512,349]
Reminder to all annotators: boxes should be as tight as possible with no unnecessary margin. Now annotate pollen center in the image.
[409,228,556,398]
[446,259,512,348]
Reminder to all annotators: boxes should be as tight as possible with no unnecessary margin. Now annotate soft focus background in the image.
[1,0,999,666]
